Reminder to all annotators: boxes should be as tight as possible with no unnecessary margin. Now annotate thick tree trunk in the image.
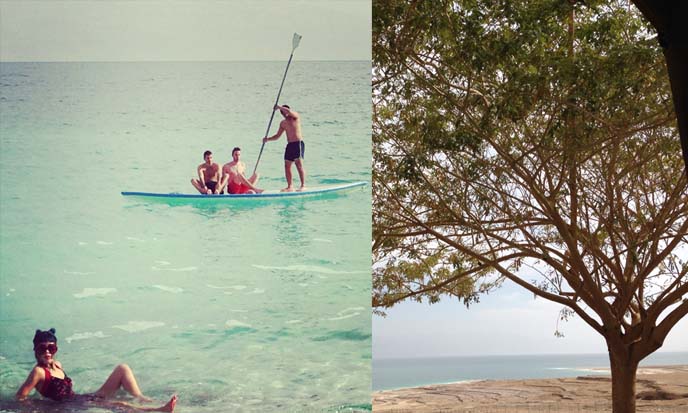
[609,349,639,413]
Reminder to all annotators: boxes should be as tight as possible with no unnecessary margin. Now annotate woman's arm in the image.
[16,367,43,400]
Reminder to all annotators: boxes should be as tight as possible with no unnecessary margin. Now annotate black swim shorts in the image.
[284,141,305,162]
[205,181,218,193]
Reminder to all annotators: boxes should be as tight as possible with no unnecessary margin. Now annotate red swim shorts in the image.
[227,181,252,194]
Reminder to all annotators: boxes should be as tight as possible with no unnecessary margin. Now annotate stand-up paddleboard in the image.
[121,181,367,201]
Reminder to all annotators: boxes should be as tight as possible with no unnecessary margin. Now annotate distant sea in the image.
[373,351,688,391]
[0,61,371,412]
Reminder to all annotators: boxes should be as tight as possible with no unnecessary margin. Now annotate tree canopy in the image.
[373,1,687,411]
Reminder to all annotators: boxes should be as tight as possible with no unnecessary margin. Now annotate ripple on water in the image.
[225,320,252,329]
[327,307,365,321]
[206,284,246,290]
[65,331,108,343]
[63,270,94,276]
[152,285,184,293]
[252,264,367,275]
[151,266,197,272]
[313,329,371,342]
[222,320,256,338]
[73,287,117,298]
[112,320,165,332]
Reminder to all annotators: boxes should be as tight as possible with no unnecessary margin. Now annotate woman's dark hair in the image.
[33,328,57,348]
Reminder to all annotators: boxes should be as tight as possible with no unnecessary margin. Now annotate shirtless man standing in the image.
[221,147,263,194]
[191,150,221,194]
[262,104,306,192]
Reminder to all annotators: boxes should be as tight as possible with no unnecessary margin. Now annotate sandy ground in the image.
[373,365,688,412]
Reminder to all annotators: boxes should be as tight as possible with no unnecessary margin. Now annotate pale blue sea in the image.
[0,61,372,412]
[373,351,688,391]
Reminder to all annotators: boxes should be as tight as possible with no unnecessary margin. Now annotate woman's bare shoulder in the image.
[27,365,46,378]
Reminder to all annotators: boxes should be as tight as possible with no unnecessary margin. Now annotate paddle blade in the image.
[292,33,302,50]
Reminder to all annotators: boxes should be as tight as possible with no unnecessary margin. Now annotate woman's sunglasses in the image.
[35,343,58,354]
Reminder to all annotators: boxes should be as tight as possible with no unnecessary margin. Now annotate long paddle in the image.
[253,32,302,175]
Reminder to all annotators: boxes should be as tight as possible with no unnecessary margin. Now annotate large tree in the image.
[373,1,688,412]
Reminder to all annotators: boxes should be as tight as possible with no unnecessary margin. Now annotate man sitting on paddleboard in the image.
[191,150,221,195]
[221,147,264,194]
[262,104,306,192]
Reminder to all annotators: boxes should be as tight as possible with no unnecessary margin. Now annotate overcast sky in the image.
[374,280,688,359]
[0,0,371,62]
[375,247,688,359]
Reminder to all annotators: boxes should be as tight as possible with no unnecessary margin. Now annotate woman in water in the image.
[16,328,177,412]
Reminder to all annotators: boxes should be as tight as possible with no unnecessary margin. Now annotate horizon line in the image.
[0,59,371,64]
[374,349,688,361]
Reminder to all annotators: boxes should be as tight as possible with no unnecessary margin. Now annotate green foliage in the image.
[373,0,687,332]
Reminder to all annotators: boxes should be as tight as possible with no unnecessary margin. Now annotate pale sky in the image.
[374,280,688,359]
[375,245,688,359]
[0,0,371,61]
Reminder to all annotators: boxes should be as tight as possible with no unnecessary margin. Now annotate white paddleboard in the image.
[121,181,367,201]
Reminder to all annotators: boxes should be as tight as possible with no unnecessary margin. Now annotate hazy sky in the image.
[0,0,371,61]
[375,248,688,359]
[374,280,688,359]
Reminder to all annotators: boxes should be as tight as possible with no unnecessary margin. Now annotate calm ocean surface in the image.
[373,351,688,391]
[0,61,371,412]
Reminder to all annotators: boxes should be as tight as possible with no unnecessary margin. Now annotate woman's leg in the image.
[94,364,150,400]
[95,395,177,412]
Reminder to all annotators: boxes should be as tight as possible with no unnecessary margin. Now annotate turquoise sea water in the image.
[373,351,688,391]
[0,61,371,411]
